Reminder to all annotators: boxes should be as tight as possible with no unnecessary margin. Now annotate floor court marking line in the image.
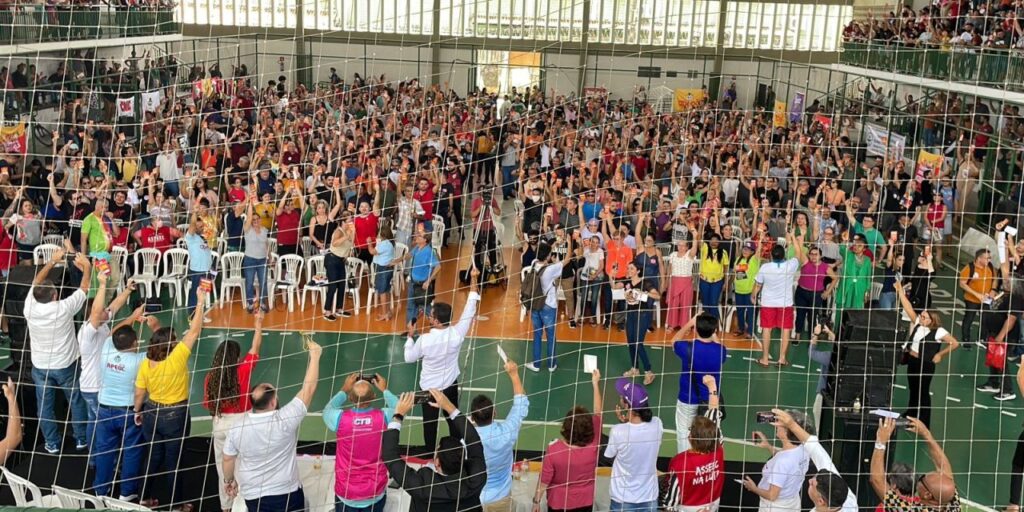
[461,387,499,392]
[974,403,990,409]
[1002,411,1018,417]
[946,396,961,403]
[893,384,907,389]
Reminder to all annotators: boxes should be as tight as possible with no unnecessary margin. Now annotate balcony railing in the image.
[0,7,179,46]
[840,41,1024,92]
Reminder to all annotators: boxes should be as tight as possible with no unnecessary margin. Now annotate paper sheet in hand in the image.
[583,354,598,374]
[611,289,626,300]
[1007,226,1019,237]
[870,409,901,419]
[497,345,508,364]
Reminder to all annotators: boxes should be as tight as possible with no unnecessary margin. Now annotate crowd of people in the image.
[843,1,1024,50]
[0,57,1020,512]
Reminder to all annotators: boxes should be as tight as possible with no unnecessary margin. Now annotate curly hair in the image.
[560,406,595,447]
[205,340,242,417]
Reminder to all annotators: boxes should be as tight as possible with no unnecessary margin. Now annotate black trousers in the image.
[906,357,936,428]
[420,381,459,453]
[1010,430,1024,505]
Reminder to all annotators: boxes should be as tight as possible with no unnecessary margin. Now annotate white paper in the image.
[870,409,901,419]
[497,345,508,364]
[583,354,598,374]
[611,289,626,300]
[1007,226,1019,237]
[638,292,649,302]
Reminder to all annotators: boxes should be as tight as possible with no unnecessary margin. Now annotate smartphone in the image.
[413,390,433,405]
[358,374,377,383]
[756,411,777,424]
[199,278,213,293]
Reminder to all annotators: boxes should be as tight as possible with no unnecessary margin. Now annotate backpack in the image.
[520,264,548,312]
[965,261,996,286]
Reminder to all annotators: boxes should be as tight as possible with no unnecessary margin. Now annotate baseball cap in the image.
[743,241,757,252]
[615,378,650,409]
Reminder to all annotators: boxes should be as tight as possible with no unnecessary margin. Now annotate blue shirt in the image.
[673,339,727,404]
[185,232,212,271]
[476,394,530,504]
[409,245,439,283]
[372,240,395,266]
[581,202,603,223]
[98,338,145,407]
[225,211,244,249]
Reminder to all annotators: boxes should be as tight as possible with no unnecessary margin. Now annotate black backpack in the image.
[520,264,548,312]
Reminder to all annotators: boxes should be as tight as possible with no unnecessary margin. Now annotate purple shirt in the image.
[798,261,829,292]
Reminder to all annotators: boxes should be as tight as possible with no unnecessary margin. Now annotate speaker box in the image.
[819,402,897,509]
[824,310,905,408]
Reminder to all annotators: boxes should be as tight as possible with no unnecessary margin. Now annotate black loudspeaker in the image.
[755,83,768,109]
[825,310,905,409]
[818,403,896,509]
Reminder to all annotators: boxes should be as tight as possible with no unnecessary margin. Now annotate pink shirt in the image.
[335,408,388,500]
[540,415,602,510]
[798,261,829,292]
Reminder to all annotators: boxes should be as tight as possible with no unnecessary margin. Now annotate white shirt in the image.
[25,288,87,370]
[605,417,663,504]
[155,151,180,183]
[77,321,110,393]
[224,398,307,501]
[755,258,800,307]
[532,261,564,309]
[757,446,809,510]
[906,319,949,354]
[405,291,480,390]
[802,436,858,512]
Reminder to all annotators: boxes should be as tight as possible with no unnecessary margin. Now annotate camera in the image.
[756,411,776,423]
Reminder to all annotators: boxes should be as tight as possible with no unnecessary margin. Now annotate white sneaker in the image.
[524,363,540,372]
[977,384,1000,393]
[548,365,558,373]
[203,316,212,324]
[995,392,1017,401]
[118,495,139,503]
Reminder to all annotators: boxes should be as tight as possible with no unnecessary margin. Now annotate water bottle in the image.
[512,461,522,481]
[853,397,862,414]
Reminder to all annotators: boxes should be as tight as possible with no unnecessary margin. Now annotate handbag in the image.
[986,337,1007,372]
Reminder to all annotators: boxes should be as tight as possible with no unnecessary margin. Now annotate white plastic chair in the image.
[113,245,130,293]
[132,248,162,299]
[219,252,247,308]
[41,234,64,246]
[366,259,402,315]
[301,255,328,312]
[157,248,190,306]
[0,466,60,506]
[300,236,315,259]
[270,254,304,312]
[268,237,279,257]
[430,219,445,254]
[519,266,534,322]
[32,244,59,265]
[870,281,884,303]
[103,495,153,510]
[52,485,104,508]
[392,242,409,296]
[345,258,368,312]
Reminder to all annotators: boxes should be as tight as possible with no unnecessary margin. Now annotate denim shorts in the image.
[374,264,394,293]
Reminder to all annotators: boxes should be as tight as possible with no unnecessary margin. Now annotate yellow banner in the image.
[915,149,944,182]
[673,89,705,112]
[773,101,788,128]
[0,122,27,154]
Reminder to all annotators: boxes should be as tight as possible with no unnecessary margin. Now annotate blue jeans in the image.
[809,345,833,393]
[141,402,189,505]
[501,165,516,199]
[699,279,724,319]
[878,291,897,311]
[242,256,268,308]
[625,310,652,371]
[81,391,99,459]
[581,278,603,319]
[163,180,180,198]
[407,281,435,324]
[610,500,658,512]
[324,253,347,313]
[93,405,144,497]
[335,493,386,512]
[32,364,88,449]
[247,488,306,512]
[531,305,558,368]
[734,292,756,334]
[795,287,825,336]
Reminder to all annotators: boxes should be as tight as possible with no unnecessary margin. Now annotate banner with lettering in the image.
[673,89,705,112]
[773,101,788,128]
[789,92,805,124]
[0,123,27,154]
[117,97,135,118]
[813,113,832,133]
[141,91,162,113]
[915,149,944,184]
[865,123,906,158]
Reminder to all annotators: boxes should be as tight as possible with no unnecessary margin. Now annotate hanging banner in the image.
[813,113,833,133]
[789,92,805,124]
[117,97,135,118]
[582,87,607,98]
[864,123,906,158]
[141,91,162,113]
[673,88,705,112]
[915,149,944,184]
[773,100,788,128]
[0,123,28,154]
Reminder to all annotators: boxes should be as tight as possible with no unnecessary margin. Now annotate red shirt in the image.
[202,353,259,414]
[414,189,435,221]
[138,226,175,253]
[353,213,379,249]
[0,229,16,273]
[228,188,247,203]
[667,446,725,507]
[540,415,602,510]
[276,209,301,246]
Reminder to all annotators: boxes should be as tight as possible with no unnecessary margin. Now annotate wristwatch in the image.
[224,478,235,484]
[709,391,718,396]
[874,442,886,451]
[393,413,405,422]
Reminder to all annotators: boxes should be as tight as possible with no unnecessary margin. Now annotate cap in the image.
[615,378,650,409]
[743,241,757,252]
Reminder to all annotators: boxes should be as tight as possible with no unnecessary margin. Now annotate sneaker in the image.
[975,340,988,349]
[76,440,88,450]
[203,316,212,324]
[1010,354,1022,362]
[524,363,540,372]
[337,310,353,318]
[977,384,1000,393]
[323,313,337,322]
[995,392,1018,401]
[568,320,578,329]
[548,365,558,373]
[44,444,58,454]
[118,495,139,503]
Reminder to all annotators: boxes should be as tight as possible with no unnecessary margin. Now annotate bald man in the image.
[323,373,398,512]
[870,416,960,512]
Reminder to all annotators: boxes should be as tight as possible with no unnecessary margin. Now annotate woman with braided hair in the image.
[204,310,265,512]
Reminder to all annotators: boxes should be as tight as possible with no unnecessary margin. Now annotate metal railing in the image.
[0,6,179,46]
[840,41,1024,92]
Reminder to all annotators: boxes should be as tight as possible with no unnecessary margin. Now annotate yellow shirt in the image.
[253,202,275,230]
[136,343,191,405]
[700,244,729,282]
[121,158,140,182]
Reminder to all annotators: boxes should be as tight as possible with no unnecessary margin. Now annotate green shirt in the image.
[734,255,761,294]
[854,223,885,254]
[835,245,873,310]
[81,214,110,255]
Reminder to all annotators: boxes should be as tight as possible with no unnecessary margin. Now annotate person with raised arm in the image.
[474,359,530,511]
[26,247,92,454]
[768,409,857,512]
[223,340,323,512]
[871,417,959,512]
[671,313,727,454]
[665,375,725,512]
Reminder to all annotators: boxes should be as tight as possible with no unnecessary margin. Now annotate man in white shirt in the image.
[25,247,92,454]
[606,378,663,512]
[753,237,802,367]
[404,268,480,453]
[223,341,322,512]
[77,272,135,459]
[769,409,857,512]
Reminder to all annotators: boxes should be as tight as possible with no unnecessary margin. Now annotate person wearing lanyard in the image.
[134,291,208,511]
[602,230,633,329]
[81,198,121,297]
[699,233,729,320]
[405,231,441,326]
[732,241,761,339]
[793,238,829,344]
[403,268,480,459]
